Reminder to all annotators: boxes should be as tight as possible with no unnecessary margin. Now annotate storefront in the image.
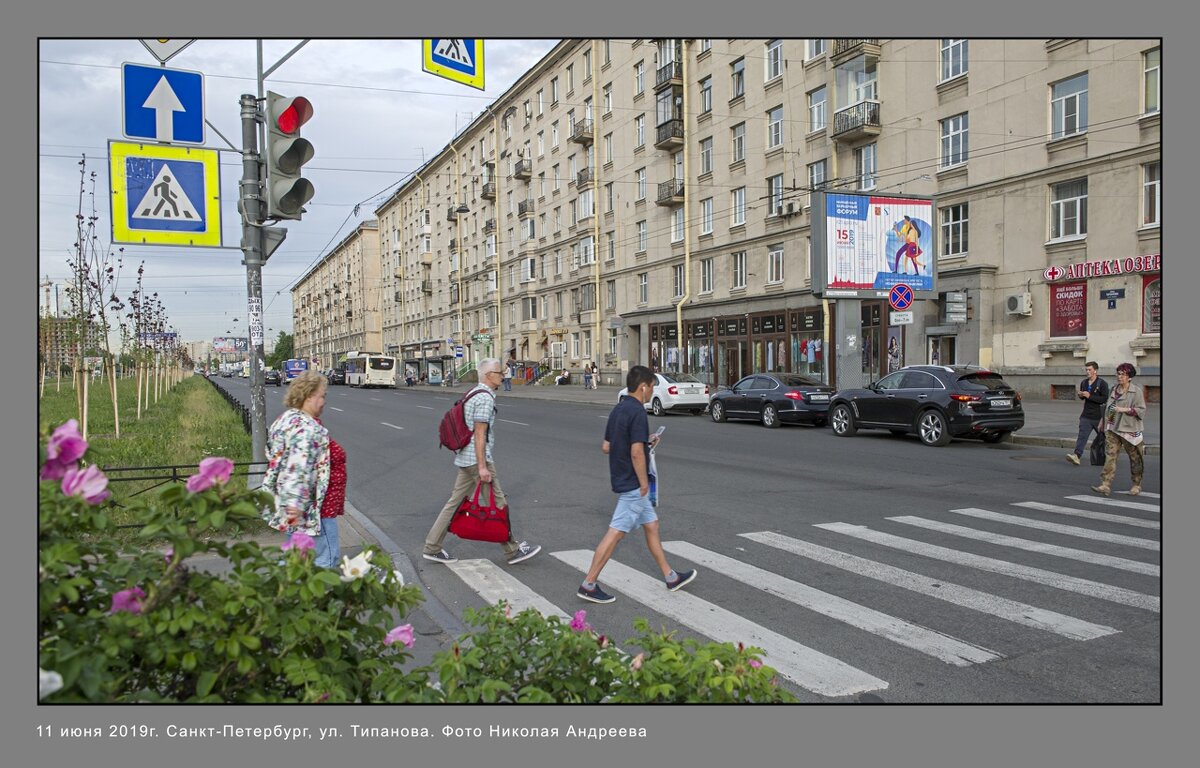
[687,320,715,386]
[789,308,825,379]
[715,317,748,388]
[751,313,789,375]
[649,324,681,375]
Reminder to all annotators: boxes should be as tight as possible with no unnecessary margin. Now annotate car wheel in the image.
[710,400,727,423]
[652,397,665,417]
[761,403,780,428]
[981,431,1008,444]
[830,403,857,437]
[917,409,952,446]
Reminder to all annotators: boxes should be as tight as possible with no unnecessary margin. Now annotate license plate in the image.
[809,394,829,402]
[991,399,1011,408]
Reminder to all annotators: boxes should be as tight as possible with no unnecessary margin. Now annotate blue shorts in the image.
[609,488,658,533]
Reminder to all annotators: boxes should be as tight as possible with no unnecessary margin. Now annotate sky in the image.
[38,38,558,345]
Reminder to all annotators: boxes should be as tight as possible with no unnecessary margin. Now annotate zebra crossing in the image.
[442,493,1160,699]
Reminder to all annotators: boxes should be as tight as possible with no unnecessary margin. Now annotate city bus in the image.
[283,358,309,382]
[344,352,397,388]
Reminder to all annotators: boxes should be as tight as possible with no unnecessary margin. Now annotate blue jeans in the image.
[1073,416,1101,458]
[502,377,512,391]
[313,517,340,568]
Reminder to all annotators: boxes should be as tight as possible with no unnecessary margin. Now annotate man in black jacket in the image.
[1068,361,1109,465]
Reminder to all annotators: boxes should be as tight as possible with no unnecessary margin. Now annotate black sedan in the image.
[264,368,282,386]
[828,365,1024,446]
[327,367,346,386]
[709,373,835,428]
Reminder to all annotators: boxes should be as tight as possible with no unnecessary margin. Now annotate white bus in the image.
[344,352,397,388]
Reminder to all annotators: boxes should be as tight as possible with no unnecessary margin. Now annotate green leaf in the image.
[196,671,217,697]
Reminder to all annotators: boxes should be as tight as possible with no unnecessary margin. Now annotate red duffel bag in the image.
[448,483,512,543]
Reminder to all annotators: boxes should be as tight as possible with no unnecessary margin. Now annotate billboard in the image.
[212,337,249,354]
[812,192,936,299]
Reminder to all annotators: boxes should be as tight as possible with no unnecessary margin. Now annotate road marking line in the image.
[329,407,344,412]
[1124,491,1159,499]
[888,516,1158,576]
[1012,501,1159,530]
[445,559,567,618]
[663,541,1001,665]
[815,523,1159,612]
[371,397,381,401]
[950,508,1158,551]
[1064,495,1161,513]
[380,422,405,430]
[552,549,888,697]
[415,405,434,410]
[498,419,529,426]
[740,532,1117,641]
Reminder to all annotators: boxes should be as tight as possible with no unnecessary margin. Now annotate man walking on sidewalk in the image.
[422,358,541,566]
[1068,361,1109,465]
[577,365,696,604]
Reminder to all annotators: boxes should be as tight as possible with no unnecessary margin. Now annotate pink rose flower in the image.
[109,586,146,615]
[281,532,315,553]
[749,659,763,669]
[61,464,111,505]
[41,420,88,481]
[569,609,592,633]
[384,624,415,648]
[186,456,234,493]
[630,653,645,671]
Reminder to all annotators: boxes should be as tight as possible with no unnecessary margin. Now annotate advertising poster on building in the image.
[814,192,935,298]
[212,337,249,354]
[1050,281,1087,338]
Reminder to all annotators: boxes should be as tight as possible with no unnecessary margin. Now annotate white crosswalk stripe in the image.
[662,540,1001,666]
[815,522,1160,612]
[1012,501,1159,530]
[888,516,1159,576]
[739,531,1119,641]
[551,549,889,697]
[949,508,1158,551]
[1127,491,1159,499]
[1064,495,1161,513]
[445,559,567,618]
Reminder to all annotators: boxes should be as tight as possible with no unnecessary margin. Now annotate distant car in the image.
[327,367,346,386]
[709,373,835,428]
[617,372,710,416]
[264,368,282,386]
[828,365,1025,446]
[221,368,233,378]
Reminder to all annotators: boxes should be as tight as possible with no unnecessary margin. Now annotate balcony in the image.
[513,158,532,179]
[831,38,881,64]
[655,60,682,91]
[576,167,595,188]
[654,118,684,149]
[518,198,536,217]
[656,179,684,206]
[420,253,433,266]
[483,218,496,235]
[420,279,433,294]
[480,181,497,200]
[570,118,594,144]
[832,100,882,141]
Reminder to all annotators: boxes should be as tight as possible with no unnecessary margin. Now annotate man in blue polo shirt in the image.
[578,365,697,604]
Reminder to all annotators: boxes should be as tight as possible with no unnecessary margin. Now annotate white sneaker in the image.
[506,541,541,565]
[1066,453,1080,465]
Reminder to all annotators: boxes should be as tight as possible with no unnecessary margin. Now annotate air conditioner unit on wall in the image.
[1006,292,1033,316]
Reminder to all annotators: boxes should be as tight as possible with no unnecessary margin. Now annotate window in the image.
[767,174,784,215]
[671,207,685,243]
[634,114,645,148]
[636,167,647,200]
[537,131,545,156]
[699,137,713,175]
[731,122,746,163]
[584,97,593,122]
[583,49,592,81]
[524,217,536,241]
[538,172,546,198]
[808,159,827,191]
[807,86,826,132]
[1144,47,1160,114]
[855,143,877,190]
[656,89,676,127]
[556,290,564,316]
[638,272,648,303]
[485,235,495,257]
[767,105,784,149]
[605,231,615,261]
[578,188,595,220]
[806,39,826,60]
[940,203,969,257]
[765,39,783,81]
[568,154,577,180]
[604,133,613,164]
[552,164,560,193]
[940,39,968,82]
[634,60,645,95]
[539,212,547,236]
[1143,161,1160,227]
[940,112,969,167]
[579,234,595,265]
[551,77,559,105]
[521,256,537,282]
[555,250,563,275]
[567,109,575,135]
[553,206,562,231]
[767,245,784,283]
[700,257,713,293]
[523,99,532,124]
[672,150,684,181]
[1051,73,1088,140]
[604,40,611,65]
[537,88,544,115]
[604,182,614,213]
[608,327,619,356]
[607,279,617,309]
[1050,178,1088,240]
[566,63,574,93]
[571,333,580,358]
[732,251,747,289]
[700,197,713,235]
[672,264,685,297]
[698,39,712,53]
[700,76,712,114]
[603,83,612,114]
[731,187,746,226]
[730,57,745,99]
[637,220,648,252]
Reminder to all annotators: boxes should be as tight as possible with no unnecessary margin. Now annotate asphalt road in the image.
[211,375,1161,703]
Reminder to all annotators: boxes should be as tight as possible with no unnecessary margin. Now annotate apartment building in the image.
[38,315,107,373]
[360,38,1160,398]
[292,219,382,369]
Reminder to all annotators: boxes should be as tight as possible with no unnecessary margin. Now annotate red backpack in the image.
[438,388,494,451]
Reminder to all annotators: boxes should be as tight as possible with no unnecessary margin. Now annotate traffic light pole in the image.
[239,93,268,463]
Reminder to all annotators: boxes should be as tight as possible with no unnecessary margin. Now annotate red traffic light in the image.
[272,96,313,135]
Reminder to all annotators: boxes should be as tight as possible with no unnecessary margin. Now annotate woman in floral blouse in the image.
[262,371,330,549]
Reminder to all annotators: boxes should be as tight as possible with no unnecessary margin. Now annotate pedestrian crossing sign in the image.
[109,140,222,247]
[422,39,485,90]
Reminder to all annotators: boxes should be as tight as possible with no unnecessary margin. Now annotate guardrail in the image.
[204,375,251,434]
[101,460,269,529]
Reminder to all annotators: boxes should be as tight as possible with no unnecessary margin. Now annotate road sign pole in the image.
[239,93,268,464]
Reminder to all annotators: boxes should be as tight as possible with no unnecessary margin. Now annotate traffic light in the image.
[263,91,315,220]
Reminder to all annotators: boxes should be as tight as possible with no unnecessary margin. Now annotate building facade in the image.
[303,39,1160,398]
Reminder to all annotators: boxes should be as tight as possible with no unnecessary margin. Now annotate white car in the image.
[618,373,710,416]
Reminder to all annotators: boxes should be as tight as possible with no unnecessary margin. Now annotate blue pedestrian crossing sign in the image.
[109,140,222,247]
[422,39,485,90]
[122,62,205,145]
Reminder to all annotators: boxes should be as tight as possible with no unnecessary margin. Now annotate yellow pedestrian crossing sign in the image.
[422,39,485,90]
[109,140,222,247]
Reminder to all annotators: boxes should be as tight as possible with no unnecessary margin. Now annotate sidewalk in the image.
[404,379,1161,455]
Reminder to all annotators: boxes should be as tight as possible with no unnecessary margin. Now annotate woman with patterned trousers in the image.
[1091,362,1146,497]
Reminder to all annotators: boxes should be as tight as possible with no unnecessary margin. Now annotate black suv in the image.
[264,368,282,386]
[327,366,346,386]
[828,365,1024,446]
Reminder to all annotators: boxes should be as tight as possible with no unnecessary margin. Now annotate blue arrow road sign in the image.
[122,63,205,145]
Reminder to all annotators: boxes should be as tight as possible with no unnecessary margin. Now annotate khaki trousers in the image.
[423,462,518,557]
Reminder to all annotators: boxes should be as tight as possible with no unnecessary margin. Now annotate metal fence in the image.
[204,375,251,434]
[100,461,268,529]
